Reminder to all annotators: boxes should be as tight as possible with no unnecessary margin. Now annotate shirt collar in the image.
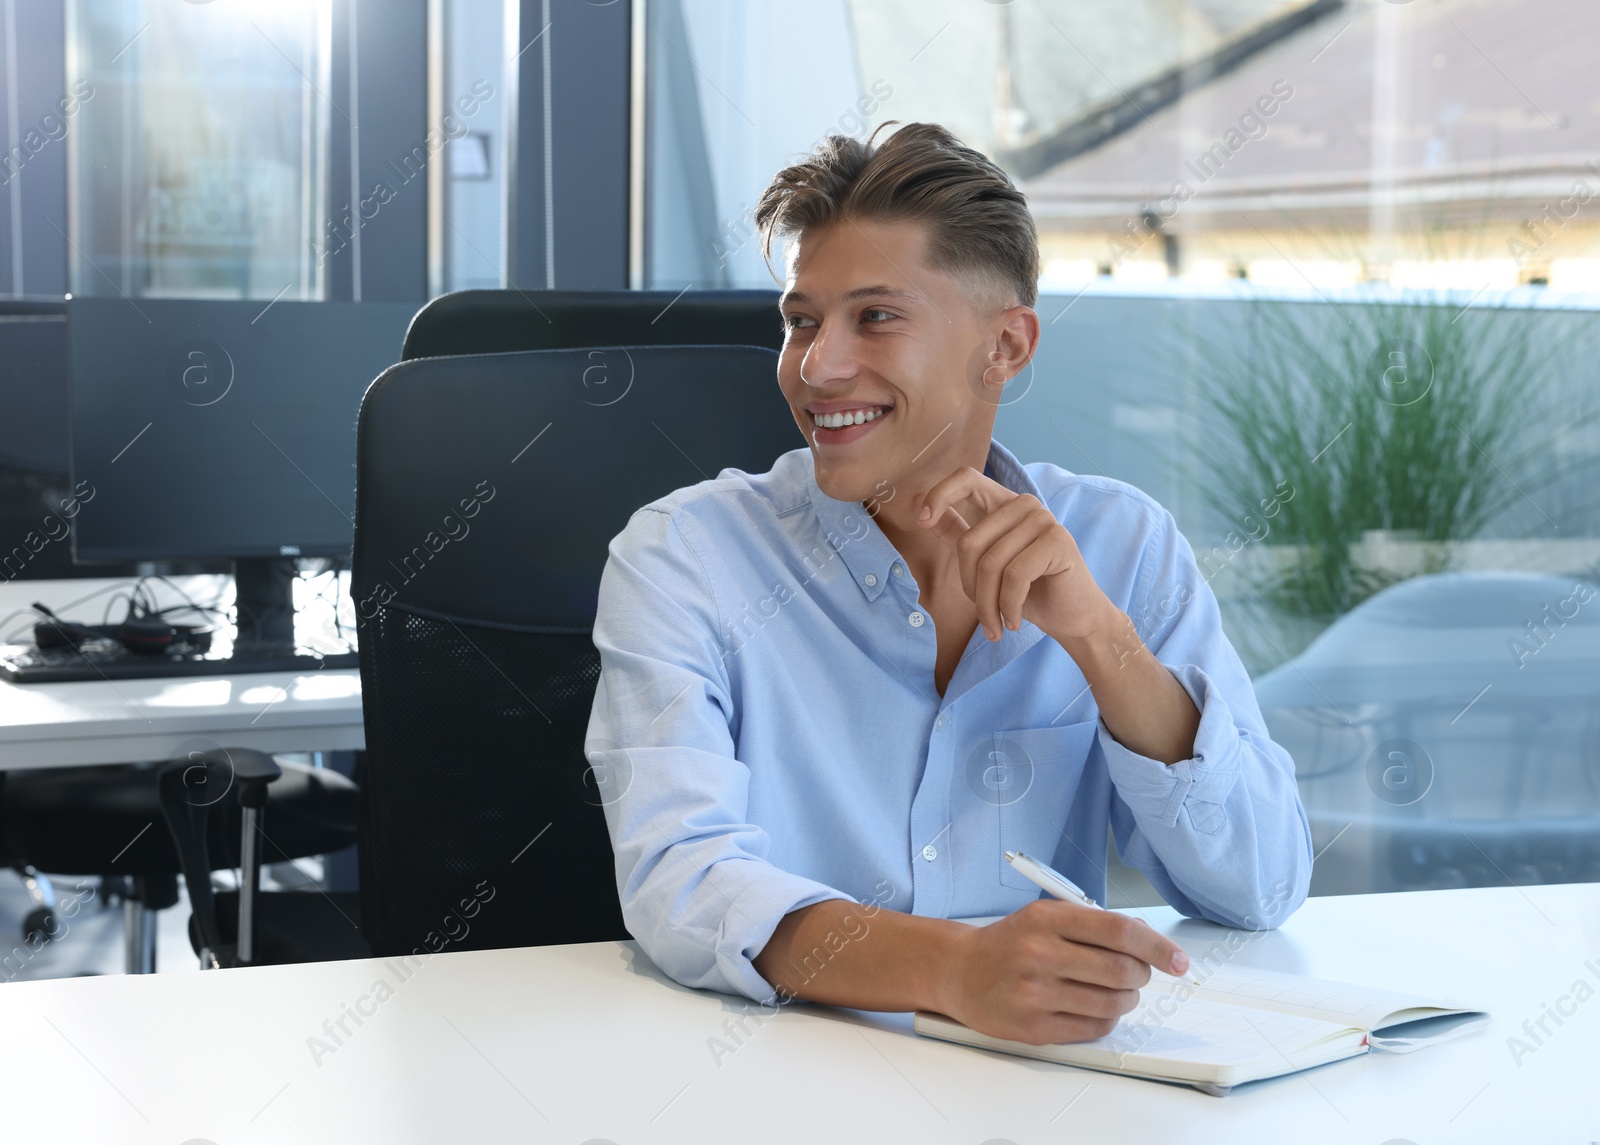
[802,438,1046,603]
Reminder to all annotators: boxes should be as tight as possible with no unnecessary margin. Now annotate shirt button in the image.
[908,611,925,627]
[934,715,945,730]
[864,573,878,587]
[892,563,904,578]
[921,844,938,862]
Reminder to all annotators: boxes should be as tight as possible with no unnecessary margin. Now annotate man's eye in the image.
[784,313,815,329]
[863,308,895,323]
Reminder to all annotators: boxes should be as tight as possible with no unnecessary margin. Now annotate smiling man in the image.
[585,122,1312,1046]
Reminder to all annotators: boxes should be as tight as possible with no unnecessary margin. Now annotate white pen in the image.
[1004,850,1195,983]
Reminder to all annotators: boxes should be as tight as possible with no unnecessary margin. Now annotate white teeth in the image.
[814,407,888,429]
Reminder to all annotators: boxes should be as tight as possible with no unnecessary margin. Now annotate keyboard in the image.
[0,639,358,683]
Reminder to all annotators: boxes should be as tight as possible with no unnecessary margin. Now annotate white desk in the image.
[1,884,1594,1144]
[0,577,365,769]
[0,668,364,770]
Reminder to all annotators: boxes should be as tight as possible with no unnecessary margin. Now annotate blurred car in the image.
[1252,570,1600,895]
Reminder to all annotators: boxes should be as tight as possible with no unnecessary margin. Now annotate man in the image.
[584,122,1312,1046]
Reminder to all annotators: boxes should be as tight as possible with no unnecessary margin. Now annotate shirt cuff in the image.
[1096,662,1244,828]
[712,869,856,1006]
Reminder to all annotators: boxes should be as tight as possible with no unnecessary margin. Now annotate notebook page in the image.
[916,993,1364,1085]
[1146,963,1469,1031]
[1098,992,1356,1068]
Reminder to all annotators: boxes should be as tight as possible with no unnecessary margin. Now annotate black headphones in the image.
[32,600,212,656]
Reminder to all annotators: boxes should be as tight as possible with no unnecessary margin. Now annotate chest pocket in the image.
[982,720,1099,892]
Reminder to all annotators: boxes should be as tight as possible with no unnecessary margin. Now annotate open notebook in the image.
[913,962,1487,1095]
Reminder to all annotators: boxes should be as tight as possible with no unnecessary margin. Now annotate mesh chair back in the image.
[353,343,796,955]
[401,289,783,360]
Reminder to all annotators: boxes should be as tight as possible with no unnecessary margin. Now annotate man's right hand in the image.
[938,898,1190,1045]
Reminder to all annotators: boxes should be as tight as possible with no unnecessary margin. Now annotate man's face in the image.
[776,217,1016,508]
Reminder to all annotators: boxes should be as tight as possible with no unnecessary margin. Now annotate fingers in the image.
[944,495,1050,638]
[1063,904,1190,979]
[968,514,1058,638]
[1057,942,1155,992]
[916,466,1010,534]
[1024,899,1189,979]
[995,978,1141,1046]
[957,903,1191,1048]
[915,490,973,550]
[997,536,1062,636]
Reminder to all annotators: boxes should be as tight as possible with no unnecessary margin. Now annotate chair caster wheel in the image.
[23,907,57,946]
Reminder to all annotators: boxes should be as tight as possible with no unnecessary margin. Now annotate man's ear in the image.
[991,304,1040,383]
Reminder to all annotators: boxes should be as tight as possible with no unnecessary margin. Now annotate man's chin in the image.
[812,463,896,510]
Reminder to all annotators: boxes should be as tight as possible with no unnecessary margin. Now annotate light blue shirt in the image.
[585,437,1313,1004]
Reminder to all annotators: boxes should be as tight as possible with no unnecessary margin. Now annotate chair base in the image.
[111,873,176,974]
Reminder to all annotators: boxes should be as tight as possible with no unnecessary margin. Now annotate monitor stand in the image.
[225,556,358,670]
[233,557,299,646]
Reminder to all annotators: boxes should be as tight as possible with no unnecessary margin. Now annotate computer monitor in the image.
[0,299,68,473]
[68,297,415,645]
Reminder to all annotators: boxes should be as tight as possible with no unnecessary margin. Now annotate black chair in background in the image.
[0,756,358,971]
[399,288,784,360]
[158,748,370,968]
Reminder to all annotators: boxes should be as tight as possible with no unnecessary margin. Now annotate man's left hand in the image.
[915,466,1118,645]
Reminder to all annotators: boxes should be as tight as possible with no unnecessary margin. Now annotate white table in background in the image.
[0,883,1594,1144]
[0,668,364,770]
[0,577,364,769]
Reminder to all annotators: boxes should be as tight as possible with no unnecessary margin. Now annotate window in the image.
[644,0,1600,899]
[66,0,333,300]
[429,0,516,294]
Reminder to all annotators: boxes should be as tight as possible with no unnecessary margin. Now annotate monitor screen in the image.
[68,298,414,562]
[0,301,68,473]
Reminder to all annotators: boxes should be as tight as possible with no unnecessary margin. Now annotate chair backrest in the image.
[352,342,798,955]
[401,288,784,360]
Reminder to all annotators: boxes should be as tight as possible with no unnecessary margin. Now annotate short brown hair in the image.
[754,121,1039,310]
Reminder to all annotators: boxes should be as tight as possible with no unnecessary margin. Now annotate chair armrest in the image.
[157,747,282,968]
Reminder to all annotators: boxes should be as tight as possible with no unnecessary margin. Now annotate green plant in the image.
[1180,292,1594,624]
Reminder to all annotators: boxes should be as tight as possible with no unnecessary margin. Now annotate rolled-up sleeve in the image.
[585,506,847,1003]
[1099,506,1314,930]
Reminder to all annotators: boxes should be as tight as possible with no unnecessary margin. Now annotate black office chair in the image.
[349,341,799,955]
[400,288,784,360]
[155,748,370,967]
[0,754,358,971]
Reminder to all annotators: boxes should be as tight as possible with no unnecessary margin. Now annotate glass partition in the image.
[431,0,515,294]
[644,0,1600,900]
[66,0,333,301]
